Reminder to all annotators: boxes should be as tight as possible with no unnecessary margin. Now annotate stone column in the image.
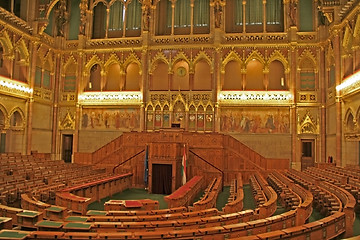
[319,44,326,163]
[51,53,61,159]
[25,40,39,155]
[290,45,299,170]
[74,51,85,154]
[140,48,148,131]
[214,47,221,132]
[334,32,342,166]
[262,0,266,33]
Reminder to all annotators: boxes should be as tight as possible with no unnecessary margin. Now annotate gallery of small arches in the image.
[0,42,318,93]
[0,106,25,130]
[0,0,317,39]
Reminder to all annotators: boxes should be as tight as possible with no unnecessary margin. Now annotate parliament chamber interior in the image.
[0,0,360,239]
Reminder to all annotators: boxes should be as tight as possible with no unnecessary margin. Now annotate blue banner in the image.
[144,145,149,187]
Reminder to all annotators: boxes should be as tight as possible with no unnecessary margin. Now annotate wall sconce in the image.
[88,82,92,89]
[280,77,285,87]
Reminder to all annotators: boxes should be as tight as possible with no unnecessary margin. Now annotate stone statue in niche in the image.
[79,0,88,35]
[142,4,151,31]
[56,0,67,37]
[289,0,297,26]
[214,0,224,28]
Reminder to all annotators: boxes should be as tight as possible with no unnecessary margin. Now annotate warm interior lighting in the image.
[0,75,33,94]
[219,91,293,102]
[78,91,143,102]
[281,77,284,87]
[336,70,360,91]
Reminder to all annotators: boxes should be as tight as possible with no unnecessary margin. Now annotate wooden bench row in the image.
[286,169,355,238]
[233,211,346,240]
[0,209,298,239]
[268,170,313,225]
[267,173,301,210]
[250,172,278,219]
[223,173,244,214]
[193,176,222,211]
[164,176,203,208]
[305,166,360,207]
[56,173,133,215]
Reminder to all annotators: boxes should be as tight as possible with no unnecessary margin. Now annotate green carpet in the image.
[354,213,360,236]
[87,188,168,210]
[273,200,287,216]
[216,186,230,211]
[243,184,256,210]
[192,190,205,204]
[308,208,324,222]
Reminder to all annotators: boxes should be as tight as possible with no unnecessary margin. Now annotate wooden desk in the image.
[63,232,98,239]
[0,205,23,225]
[55,192,91,215]
[124,200,143,208]
[104,199,159,211]
[44,206,67,221]
[35,220,63,231]
[86,210,107,216]
[64,216,88,222]
[16,211,43,229]
[0,217,12,230]
[63,222,92,232]
[30,231,64,239]
[0,230,29,239]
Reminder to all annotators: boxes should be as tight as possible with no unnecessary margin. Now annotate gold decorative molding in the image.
[336,70,360,97]
[0,76,32,98]
[78,91,143,105]
[298,91,317,102]
[219,91,293,105]
[344,133,360,141]
[33,88,53,101]
[148,91,212,107]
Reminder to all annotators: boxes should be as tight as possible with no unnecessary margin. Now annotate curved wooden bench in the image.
[223,173,244,214]
[250,172,277,218]
[193,176,222,211]
[269,170,313,225]
[286,169,355,238]
[56,173,133,215]
[164,176,204,208]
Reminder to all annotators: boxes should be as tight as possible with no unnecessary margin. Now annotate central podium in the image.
[147,142,185,194]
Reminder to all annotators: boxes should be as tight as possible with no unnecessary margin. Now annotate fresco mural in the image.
[220,107,290,134]
[81,108,140,130]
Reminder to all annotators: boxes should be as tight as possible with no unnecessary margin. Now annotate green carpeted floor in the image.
[87,187,360,238]
[216,186,230,211]
[308,208,324,222]
[243,184,256,210]
[273,200,287,215]
[354,213,360,236]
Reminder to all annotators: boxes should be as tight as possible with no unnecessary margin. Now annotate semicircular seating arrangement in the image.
[0,152,358,240]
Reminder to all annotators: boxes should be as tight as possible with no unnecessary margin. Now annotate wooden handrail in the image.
[112,149,145,174]
[189,149,224,191]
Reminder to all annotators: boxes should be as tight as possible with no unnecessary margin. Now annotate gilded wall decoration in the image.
[59,109,75,130]
[297,111,319,134]
[81,108,140,130]
[220,107,290,134]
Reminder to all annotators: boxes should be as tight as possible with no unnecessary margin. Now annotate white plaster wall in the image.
[32,103,52,129]
[230,134,292,159]
[31,129,52,153]
[327,104,336,135]
[343,140,358,166]
[78,130,123,152]
[8,130,25,153]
